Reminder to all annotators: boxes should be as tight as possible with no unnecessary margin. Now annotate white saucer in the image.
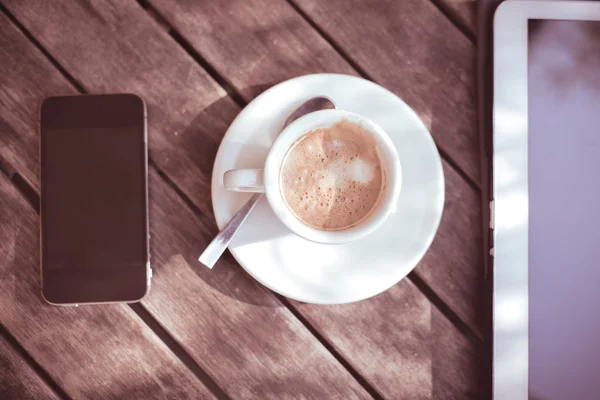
[211,74,444,304]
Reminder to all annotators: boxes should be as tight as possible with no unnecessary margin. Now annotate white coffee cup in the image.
[223,109,402,244]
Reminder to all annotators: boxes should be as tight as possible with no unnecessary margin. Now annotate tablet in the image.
[493,1,600,399]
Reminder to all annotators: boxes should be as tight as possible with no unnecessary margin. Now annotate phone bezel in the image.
[39,93,150,305]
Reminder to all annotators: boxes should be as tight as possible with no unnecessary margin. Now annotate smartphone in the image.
[40,94,150,305]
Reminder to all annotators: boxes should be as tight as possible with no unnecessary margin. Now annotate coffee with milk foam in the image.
[279,120,384,231]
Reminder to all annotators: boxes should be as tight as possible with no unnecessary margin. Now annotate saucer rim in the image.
[210,73,445,304]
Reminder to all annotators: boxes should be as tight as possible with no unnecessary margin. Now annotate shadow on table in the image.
[242,83,275,99]
[182,248,284,309]
[147,93,286,308]
[10,220,42,306]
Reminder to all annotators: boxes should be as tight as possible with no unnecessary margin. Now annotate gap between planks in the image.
[0,3,482,396]
[0,324,71,400]
[129,304,231,400]
[277,296,386,400]
[427,0,477,43]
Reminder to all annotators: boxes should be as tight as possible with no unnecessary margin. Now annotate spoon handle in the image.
[198,193,262,268]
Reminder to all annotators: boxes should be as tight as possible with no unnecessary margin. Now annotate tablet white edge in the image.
[493,2,600,399]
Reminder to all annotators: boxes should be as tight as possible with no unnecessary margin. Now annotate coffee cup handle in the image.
[223,169,265,192]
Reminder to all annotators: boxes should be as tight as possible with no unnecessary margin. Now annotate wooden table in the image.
[0,1,483,399]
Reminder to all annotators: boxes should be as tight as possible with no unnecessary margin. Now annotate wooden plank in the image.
[418,161,483,332]
[2,1,480,397]
[150,0,356,100]
[0,173,214,399]
[149,0,479,183]
[438,0,476,34]
[292,282,480,399]
[146,0,483,334]
[0,5,371,399]
[0,332,61,400]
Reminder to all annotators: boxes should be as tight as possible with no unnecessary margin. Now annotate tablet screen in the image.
[529,19,600,399]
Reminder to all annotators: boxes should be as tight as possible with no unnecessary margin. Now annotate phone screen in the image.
[528,20,600,399]
[41,94,149,304]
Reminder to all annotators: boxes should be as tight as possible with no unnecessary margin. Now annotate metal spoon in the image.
[199,96,336,268]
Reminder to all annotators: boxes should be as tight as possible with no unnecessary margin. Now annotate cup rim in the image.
[264,109,402,244]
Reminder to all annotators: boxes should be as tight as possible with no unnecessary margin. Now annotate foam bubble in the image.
[279,120,384,231]
[349,158,373,184]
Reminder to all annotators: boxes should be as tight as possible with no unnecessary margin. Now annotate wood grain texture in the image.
[438,0,477,34]
[148,0,357,100]
[0,332,60,400]
[292,281,480,399]
[150,0,479,182]
[0,4,371,399]
[0,174,214,400]
[419,160,482,333]
[145,0,483,333]
[0,12,71,190]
